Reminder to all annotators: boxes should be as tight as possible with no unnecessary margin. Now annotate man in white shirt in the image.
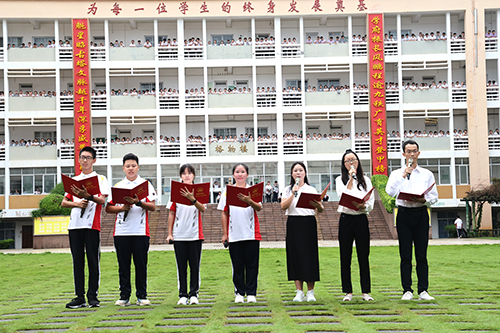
[386,140,438,301]
[454,215,464,238]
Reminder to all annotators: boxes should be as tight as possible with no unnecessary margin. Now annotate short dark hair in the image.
[402,140,419,152]
[122,153,139,165]
[80,146,96,159]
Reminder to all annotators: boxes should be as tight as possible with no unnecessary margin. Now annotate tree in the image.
[461,178,500,232]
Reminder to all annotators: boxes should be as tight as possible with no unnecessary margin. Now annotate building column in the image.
[3,20,9,208]
[465,4,492,228]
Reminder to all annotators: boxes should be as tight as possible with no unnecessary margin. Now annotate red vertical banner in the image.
[72,19,92,175]
[368,14,388,176]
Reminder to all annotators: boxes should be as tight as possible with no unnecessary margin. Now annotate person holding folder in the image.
[61,147,109,308]
[336,150,375,301]
[218,163,262,303]
[281,162,324,302]
[106,153,156,306]
[166,164,206,306]
[386,140,438,301]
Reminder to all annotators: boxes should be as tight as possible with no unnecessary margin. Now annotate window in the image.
[211,34,233,44]
[93,36,105,45]
[490,157,500,181]
[286,79,306,90]
[437,212,457,238]
[94,83,106,91]
[214,81,227,89]
[35,131,57,142]
[140,83,156,91]
[19,84,33,91]
[213,128,236,137]
[10,167,56,195]
[418,158,451,185]
[0,222,15,242]
[0,169,4,194]
[33,37,55,46]
[329,31,345,38]
[144,35,155,46]
[455,158,469,185]
[317,79,340,87]
[8,37,23,46]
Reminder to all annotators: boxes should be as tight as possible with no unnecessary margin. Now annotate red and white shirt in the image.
[108,175,156,236]
[167,200,204,241]
[217,186,262,243]
[65,171,109,231]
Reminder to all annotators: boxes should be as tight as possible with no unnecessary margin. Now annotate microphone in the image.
[350,165,357,180]
[123,207,129,221]
[224,240,229,248]
[80,200,87,218]
[407,158,413,180]
[294,177,300,197]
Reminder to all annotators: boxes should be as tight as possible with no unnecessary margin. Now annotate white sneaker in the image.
[247,295,257,303]
[189,296,199,305]
[343,294,353,301]
[136,298,151,306]
[234,294,244,303]
[306,290,316,302]
[293,290,305,302]
[177,297,188,305]
[401,291,413,300]
[114,299,130,306]
[418,291,435,300]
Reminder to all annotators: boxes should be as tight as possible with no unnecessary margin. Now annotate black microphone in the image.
[168,239,174,244]
[350,165,357,180]
[224,240,229,248]
[123,207,129,221]
[407,158,413,180]
[294,177,300,197]
[80,200,87,218]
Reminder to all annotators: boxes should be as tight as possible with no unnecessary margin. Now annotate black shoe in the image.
[66,296,86,309]
[88,297,100,308]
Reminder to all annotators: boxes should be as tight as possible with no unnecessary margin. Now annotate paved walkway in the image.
[2,238,500,254]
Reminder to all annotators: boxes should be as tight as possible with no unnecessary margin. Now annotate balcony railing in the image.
[186,142,207,157]
[386,90,399,104]
[60,95,107,111]
[352,42,367,56]
[485,37,498,52]
[158,46,179,60]
[384,41,398,55]
[454,136,468,150]
[0,47,4,61]
[452,88,467,102]
[354,138,370,153]
[256,92,277,107]
[489,135,500,150]
[353,91,369,105]
[159,95,180,109]
[283,140,304,154]
[387,137,401,152]
[450,39,465,53]
[160,142,181,157]
[255,45,275,59]
[58,47,106,61]
[184,45,203,59]
[281,44,300,58]
[0,96,4,112]
[60,144,108,159]
[0,146,5,161]
[487,87,499,101]
[186,94,206,109]
[283,92,302,107]
[257,141,277,155]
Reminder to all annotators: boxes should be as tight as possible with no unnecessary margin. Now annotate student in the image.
[106,153,156,306]
[218,163,262,303]
[166,164,206,305]
[336,150,375,301]
[61,146,109,308]
[281,162,324,302]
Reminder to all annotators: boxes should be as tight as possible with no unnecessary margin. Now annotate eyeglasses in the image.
[79,155,93,161]
[405,149,419,154]
[344,158,358,164]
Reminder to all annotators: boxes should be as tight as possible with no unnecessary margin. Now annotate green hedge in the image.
[31,187,72,218]
[0,239,15,249]
[371,174,396,213]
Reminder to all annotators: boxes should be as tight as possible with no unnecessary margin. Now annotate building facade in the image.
[0,0,499,248]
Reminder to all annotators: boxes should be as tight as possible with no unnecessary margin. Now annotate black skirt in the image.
[286,215,320,282]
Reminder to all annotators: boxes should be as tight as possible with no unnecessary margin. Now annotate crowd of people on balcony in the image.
[487,80,499,87]
[402,81,450,91]
[485,30,498,38]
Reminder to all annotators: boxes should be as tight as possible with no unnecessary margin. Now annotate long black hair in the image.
[232,163,249,185]
[340,149,367,191]
[288,162,310,188]
[179,164,196,183]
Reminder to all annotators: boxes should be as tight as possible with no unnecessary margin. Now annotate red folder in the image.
[296,182,331,209]
[111,181,149,205]
[226,182,264,208]
[62,173,100,199]
[397,182,435,201]
[171,181,210,205]
[339,187,374,211]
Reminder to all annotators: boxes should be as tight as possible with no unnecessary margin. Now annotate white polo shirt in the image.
[167,200,204,241]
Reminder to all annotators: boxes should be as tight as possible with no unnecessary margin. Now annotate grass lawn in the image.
[1,244,500,332]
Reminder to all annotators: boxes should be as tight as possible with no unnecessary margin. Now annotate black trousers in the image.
[396,206,429,294]
[229,240,260,296]
[174,240,203,298]
[114,236,150,300]
[69,229,100,299]
[272,192,278,202]
[265,194,272,203]
[338,213,371,294]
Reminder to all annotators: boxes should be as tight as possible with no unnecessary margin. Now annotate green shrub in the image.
[0,239,15,249]
[31,193,71,218]
[371,174,396,213]
[444,224,457,238]
[50,182,66,196]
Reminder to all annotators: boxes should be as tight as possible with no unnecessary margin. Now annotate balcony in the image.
[281,44,300,58]
[0,47,4,61]
[186,142,207,157]
[257,141,277,155]
[159,142,180,157]
[111,143,156,158]
[0,96,5,112]
[209,142,255,156]
[450,39,466,53]
[487,87,499,101]
[384,41,398,55]
[255,45,275,59]
[110,95,155,110]
[109,47,154,61]
[351,42,367,56]
[59,95,108,111]
[402,41,447,55]
[485,37,498,52]
[10,146,57,160]
[256,92,277,108]
[307,139,350,154]
[60,144,108,159]
[207,45,251,60]
[353,91,369,105]
[356,137,451,154]
[454,136,468,150]
[208,94,252,108]
[186,95,206,109]
[305,92,350,106]
[184,45,203,59]
[284,140,304,154]
[58,47,106,62]
[158,46,178,60]
[282,92,302,107]
[386,90,400,104]
[489,136,500,150]
[452,88,467,102]
[0,146,5,161]
[9,97,56,111]
[159,95,180,109]
[8,48,55,62]
[305,43,349,57]
[403,89,448,103]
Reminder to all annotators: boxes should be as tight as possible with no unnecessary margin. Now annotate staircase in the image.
[99,201,395,246]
